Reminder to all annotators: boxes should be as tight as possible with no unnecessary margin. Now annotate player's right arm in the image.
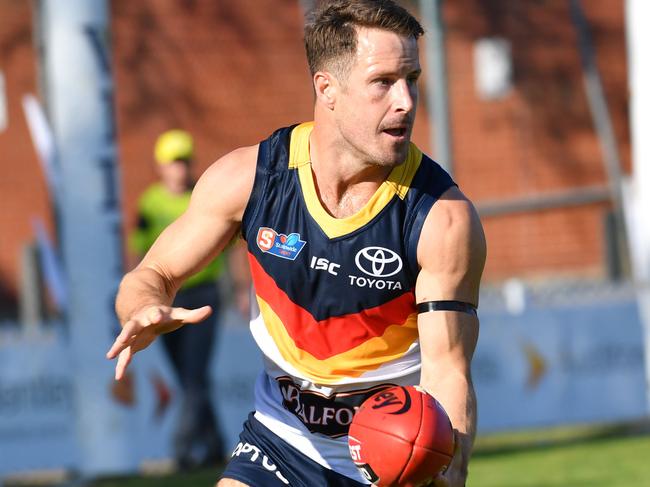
[106,144,258,379]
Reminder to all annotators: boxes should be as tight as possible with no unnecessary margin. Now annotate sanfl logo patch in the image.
[256,227,306,260]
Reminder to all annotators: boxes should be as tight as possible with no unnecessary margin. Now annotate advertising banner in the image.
[474,294,647,432]
[1,296,646,475]
[0,331,77,472]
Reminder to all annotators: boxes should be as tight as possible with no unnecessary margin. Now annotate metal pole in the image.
[299,0,317,15]
[569,0,629,278]
[419,0,453,174]
[40,0,134,476]
[477,184,610,217]
[19,243,43,330]
[625,0,650,415]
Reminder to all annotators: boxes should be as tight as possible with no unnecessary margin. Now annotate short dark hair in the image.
[304,0,424,79]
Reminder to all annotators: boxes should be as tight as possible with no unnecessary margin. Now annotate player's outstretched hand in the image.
[106,305,212,380]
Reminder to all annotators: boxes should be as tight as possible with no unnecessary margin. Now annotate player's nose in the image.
[393,79,416,113]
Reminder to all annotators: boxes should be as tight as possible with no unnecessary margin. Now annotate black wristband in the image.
[416,300,477,315]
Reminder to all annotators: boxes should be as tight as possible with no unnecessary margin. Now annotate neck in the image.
[309,121,391,219]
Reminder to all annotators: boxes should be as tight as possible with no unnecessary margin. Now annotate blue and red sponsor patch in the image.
[256,227,306,260]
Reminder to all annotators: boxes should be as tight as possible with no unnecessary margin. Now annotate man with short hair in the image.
[108,1,486,486]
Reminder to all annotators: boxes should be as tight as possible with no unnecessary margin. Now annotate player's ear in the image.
[314,71,336,110]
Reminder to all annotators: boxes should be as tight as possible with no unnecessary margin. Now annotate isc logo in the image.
[310,256,340,276]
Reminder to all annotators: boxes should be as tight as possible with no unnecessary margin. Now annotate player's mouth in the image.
[382,126,409,140]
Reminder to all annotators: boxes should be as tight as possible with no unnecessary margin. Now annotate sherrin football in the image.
[348,385,455,487]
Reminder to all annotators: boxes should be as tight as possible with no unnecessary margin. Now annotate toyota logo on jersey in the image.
[354,246,403,278]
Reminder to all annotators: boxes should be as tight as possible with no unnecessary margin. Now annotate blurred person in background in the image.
[129,129,249,470]
[108,1,485,486]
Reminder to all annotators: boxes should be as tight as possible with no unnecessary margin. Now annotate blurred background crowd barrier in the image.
[0,0,648,480]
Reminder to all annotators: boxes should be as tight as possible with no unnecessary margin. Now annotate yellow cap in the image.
[154,129,194,165]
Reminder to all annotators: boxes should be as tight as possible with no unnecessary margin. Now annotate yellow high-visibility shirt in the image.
[130,183,224,289]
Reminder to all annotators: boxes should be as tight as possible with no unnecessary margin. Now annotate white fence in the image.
[0,284,647,476]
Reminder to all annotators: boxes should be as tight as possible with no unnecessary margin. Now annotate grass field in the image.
[470,432,650,486]
[7,422,649,487]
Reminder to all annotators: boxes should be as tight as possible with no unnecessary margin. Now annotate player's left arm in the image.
[415,186,486,486]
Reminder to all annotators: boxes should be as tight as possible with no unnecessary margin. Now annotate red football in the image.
[348,386,455,487]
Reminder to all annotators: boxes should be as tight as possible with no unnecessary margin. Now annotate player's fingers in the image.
[170,305,212,324]
[106,330,133,359]
[115,348,132,380]
[105,319,140,358]
[147,306,165,324]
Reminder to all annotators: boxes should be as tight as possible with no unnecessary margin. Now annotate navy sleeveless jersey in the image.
[242,121,455,383]
[239,122,455,482]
